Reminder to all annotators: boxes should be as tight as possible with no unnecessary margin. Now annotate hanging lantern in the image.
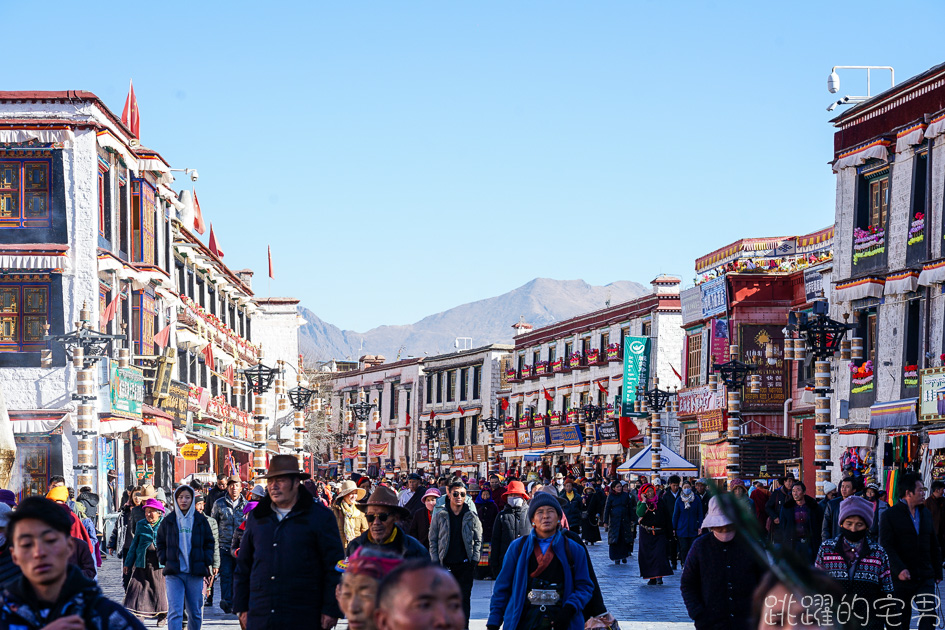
[851,337,864,361]
[749,374,762,395]
[840,338,852,361]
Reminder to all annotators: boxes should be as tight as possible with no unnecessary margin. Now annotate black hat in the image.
[407,473,422,481]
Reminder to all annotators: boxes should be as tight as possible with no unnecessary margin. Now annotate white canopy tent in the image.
[616,445,698,478]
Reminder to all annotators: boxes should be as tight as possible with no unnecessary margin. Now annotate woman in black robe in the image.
[635,482,673,584]
[580,485,602,545]
[602,481,634,564]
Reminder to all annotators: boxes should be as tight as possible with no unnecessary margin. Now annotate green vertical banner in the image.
[621,336,651,417]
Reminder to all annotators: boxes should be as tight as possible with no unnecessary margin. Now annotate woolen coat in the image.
[680,533,764,630]
[233,488,344,630]
[778,496,823,557]
[879,500,943,584]
[602,491,634,546]
[489,504,530,578]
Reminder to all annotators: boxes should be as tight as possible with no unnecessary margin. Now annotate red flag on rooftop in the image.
[153,323,172,349]
[100,296,119,332]
[121,80,140,139]
[202,343,214,369]
[208,223,224,258]
[268,245,274,279]
[192,189,206,235]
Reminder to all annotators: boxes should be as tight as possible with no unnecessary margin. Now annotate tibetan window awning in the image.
[837,425,877,448]
[918,260,945,286]
[832,140,890,173]
[925,112,945,140]
[0,128,74,147]
[895,122,926,153]
[884,271,919,295]
[928,428,945,451]
[10,410,70,435]
[869,398,918,430]
[834,277,885,302]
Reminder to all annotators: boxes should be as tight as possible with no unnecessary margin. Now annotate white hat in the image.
[700,496,733,528]
[823,481,837,494]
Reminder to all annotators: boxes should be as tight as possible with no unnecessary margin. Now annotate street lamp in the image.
[784,299,856,498]
[43,302,125,490]
[348,390,375,471]
[580,404,604,481]
[481,416,500,474]
[637,377,677,478]
[712,345,758,484]
[239,356,280,476]
[287,386,315,464]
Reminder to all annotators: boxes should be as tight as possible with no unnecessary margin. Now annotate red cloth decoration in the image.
[121,80,140,138]
[618,416,639,448]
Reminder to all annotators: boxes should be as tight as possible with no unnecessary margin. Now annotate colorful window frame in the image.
[0,277,50,352]
[131,291,156,356]
[98,160,108,238]
[0,155,52,229]
[131,180,156,265]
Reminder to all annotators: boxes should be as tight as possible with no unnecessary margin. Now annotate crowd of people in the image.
[0,463,938,630]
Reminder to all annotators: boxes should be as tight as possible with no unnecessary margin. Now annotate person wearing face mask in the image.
[672,482,703,568]
[680,497,764,630]
[814,496,892,630]
[489,481,530,579]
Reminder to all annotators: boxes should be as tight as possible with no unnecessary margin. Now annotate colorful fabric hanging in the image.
[885,468,899,508]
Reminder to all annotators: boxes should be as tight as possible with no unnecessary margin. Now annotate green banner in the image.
[109,363,144,419]
[621,336,650,417]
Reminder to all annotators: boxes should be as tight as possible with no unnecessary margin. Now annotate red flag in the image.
[153,323,172,349]
[429,411,436,421]
[670,364,683,381]
[121,80,140,139]
[596,380,608,395]
[100,296,119,331]
[376,416,381,430]
[543,387,554,401]
[405,413,411,426]
[208,223,224,258]
[224,365,234,387]
[268,245,274,279]
[192,189,206,235]
[500,398,509,411]
[202,343,214,368]
[457,406,465,415]
[618,416,640,448]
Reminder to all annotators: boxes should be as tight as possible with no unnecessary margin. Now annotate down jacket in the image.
[211,494,247,552]
[156,507,215,577]
[489,503,530,578]
[233,487,344,630]
[429,504,482,564]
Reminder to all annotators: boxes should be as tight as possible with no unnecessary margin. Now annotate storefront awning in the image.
[869,399,918,430]
[837,425,877,448]
[10,410,70,435]
[99,416,141,436]
[522,447,564,462]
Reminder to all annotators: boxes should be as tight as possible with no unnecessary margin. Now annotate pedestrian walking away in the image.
[233,455,345,630]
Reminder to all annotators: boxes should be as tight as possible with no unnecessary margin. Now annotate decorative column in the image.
[712,346,755,486]
[584,415,595,481]
[73,346,96,488]
[253,394,267,476]
[293,410,305,466]
[813,360,832,497]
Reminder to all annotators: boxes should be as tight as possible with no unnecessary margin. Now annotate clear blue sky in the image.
[4,2,941,331]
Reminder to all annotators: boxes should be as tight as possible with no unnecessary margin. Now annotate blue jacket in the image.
[672,495,704,538]
[487,530,593,630]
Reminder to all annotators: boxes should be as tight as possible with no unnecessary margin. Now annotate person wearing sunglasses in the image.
[346,486,427,560]
[429,481,482,626]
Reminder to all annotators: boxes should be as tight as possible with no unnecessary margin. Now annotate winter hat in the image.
[527,490,563,522]
[823,481,837,495]
[143,498,166,513]
[243,501,259,515]
[250,485,267,499]
[0,490,16,508]
[838,496,874,529]
[700,496,733,528]
[46,486,69,503]
[637,483,655,502]
[421,487,441,501]
[504,480,528,499]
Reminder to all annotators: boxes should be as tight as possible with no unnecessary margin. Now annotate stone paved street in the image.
[98,527,696,630]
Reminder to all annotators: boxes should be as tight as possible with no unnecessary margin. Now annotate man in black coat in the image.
[765,474,795,542]
[234,455,344,630]
[558,478,583,537]
[879,472,943,630]
[207,474,228,510]
[821,477,856,542]
[489,481,530,578]
[661,475,682,569]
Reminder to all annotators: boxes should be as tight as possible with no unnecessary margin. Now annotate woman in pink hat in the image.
[124,497,169,625]
[407,487,440,550]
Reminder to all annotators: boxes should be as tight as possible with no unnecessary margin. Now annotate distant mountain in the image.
[298,278,650,363]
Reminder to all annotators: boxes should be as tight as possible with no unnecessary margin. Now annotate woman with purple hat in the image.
[814,495,893,630]
[123,497,169,625]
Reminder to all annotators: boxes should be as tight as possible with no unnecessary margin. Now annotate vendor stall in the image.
[616,445,698,479]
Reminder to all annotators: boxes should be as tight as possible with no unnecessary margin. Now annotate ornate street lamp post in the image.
[240,352,280,477]
[784,300,856,498]
[288,385,315,466]
[580,404,604,481]
[350,390,375,472]
[637,377,677,478]
[481,416,500,475]
[713,345,758,485]
[43,302,125,490]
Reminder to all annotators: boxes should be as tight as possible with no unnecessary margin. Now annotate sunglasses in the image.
[366,513,392,523]
[452,492,467,498]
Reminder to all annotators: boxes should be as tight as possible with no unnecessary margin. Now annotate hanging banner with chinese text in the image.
[621,336,650,417]
[368,442,390,459]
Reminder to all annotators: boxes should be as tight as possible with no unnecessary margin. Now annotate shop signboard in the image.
[159,380,189,427]
[697,409,725,433]
[419,444,429,460]
[152,348,176,401]
[473,445,486,462]
[596,421,618,442]
[804,267,824,301]
[517,429,531,449]
[700,277,728,318]
[710,318,730,366]
[621,336,650,417]
[677,384,722,417]
[180,442,208,460]
[109,364,144,419]
[680,286,703,326]
[453,446,465,462]
[531,427,548,447]
[919,367,945,422]
[503,431,517,449]
[464,445,474,462]
[700,442,728,479]
[740,324,787,411]
[548,424,583,447]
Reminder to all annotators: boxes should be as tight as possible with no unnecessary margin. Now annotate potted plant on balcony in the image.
[606,343,621,361]
[904,364,919,388]
[908,212,925,246]
[551,358,564,372]
[853,226,885,266]
[505,368,518,382]
[568,353,583,369]
[550,410,562,425]
[522,364,533,378]
[535,360,548,376]
[586,348,600,364]
[850,361,874,394]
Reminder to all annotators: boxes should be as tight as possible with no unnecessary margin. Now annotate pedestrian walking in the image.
[558,477,583,538]
[346,485,427,559]
[123,497,169,624]
[680,497,765,630]
[233,455,344,630]
[210,475,246,613]
[765,474,795,543]
[332,479,369,549]
[486,492,594,630]
[821,477,856,542]
[636,482,673,584]
[474,486,498,579]
[661,475,681,570]
[862,482,887,541]
[374,561,466,630]
[397,473,425,515]
[603,480,635,564]
[157,485,216,630]
[814,495,892,630]
[335,547,402,630]
[924,480,945,552]
[206,474,228,509]
[489,480,529,579]
[580,485,602,545]
[672,481,703,567]
[879,472,943,630]
[777,481,823,564]
[229,501,258,560]
[407,488,439,550]
[429,480,482,625]
[2,497,146,630]
[193,495,220,609]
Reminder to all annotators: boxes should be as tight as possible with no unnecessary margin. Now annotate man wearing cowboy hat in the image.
[233,455,344,630]
[345,486,426,559]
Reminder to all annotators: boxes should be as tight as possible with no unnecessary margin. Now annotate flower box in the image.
[568,353,583,368]
[551,358,564,373]
[853,227,885,266]
[908,213,925,247]
[586,348,600,364]
[550,411,562,425]
[605,403,615,418]
[505,368,518,382]
[535,361,548,376]
[850,361,874,394]
[904,364,919,388]
[566,409,579,423]
[522,365,533,378]
[606,343,622,361]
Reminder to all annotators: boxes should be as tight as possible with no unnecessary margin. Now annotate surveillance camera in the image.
[826,101,838,112]
[828,71,840,94]
[189,169,199,182]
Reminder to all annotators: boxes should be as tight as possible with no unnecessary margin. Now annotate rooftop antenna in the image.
[826,65,895,111]
[605,290,611,308]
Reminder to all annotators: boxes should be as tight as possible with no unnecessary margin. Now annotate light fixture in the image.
[828,71,840,94]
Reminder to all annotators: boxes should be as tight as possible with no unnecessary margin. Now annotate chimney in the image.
[511,315,533,337]
[235,269,254,290]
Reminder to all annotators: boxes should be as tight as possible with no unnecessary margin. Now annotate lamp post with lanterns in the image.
[580,404,604,481]
[240,350,280,477]
[783,299,857,498]
[287,385,315,467]
[712,345,759,485]
[636,377,677,478]
[481,415,500,475]
[349,391,375,472]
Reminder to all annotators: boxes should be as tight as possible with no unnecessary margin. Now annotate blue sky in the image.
[4,2,942,331]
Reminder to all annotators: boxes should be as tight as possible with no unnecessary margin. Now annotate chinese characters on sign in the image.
[919,367,945,422]
[740,324,787,411]
[109,364,144,419]
[621,336,650,416]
